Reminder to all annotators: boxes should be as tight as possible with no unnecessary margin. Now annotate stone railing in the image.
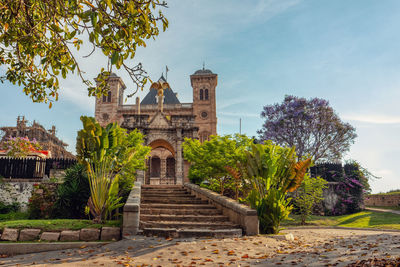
[184,183,259,235]
[122,182,142,236]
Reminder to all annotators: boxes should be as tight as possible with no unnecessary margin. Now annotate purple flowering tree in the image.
[257,95,357,162]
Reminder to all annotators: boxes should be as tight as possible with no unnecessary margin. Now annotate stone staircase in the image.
[140,185,242,238]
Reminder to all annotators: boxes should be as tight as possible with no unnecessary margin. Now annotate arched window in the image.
[200,89,203,100]
[205,89,209,100]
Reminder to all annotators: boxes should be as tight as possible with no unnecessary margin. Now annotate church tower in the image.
[94,73,126,126]
[190,67,218,142]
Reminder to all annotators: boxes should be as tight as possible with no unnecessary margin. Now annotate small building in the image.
[94,67,218,185]
[0,117,75,159]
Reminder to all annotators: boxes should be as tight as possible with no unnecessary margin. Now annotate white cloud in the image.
[343,114,400,124]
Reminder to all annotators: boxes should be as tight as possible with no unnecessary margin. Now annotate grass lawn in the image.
[0,211,29,221]
[0,219,121,231]
[366,205,400,211]
[283,211,400,230]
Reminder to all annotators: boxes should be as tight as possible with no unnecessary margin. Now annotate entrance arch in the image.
[146,139,176,185]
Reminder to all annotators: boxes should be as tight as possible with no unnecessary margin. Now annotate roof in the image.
[141,75,181,105]
[193,68,214,75]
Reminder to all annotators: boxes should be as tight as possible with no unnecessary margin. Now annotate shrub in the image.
[0,201,20,214]
[76,116,150,223]
[28,184,57,219]
[293,174,328,224]
[53,164,90,219]
[245,142,311,234]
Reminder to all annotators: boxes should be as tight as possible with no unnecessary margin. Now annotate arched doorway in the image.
[146,139,176,185]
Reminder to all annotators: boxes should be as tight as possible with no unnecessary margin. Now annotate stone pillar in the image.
[176,129,183,185]
[160,158,167,180]
[136,170,145,184]
[136,97,140,115]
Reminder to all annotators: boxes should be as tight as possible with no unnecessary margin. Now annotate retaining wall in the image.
[184,183,259,235]
[364,194,400,207]
[122,182,142,236]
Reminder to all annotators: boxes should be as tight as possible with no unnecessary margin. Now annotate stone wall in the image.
[0,181,35,211]
[0,181,58,211]
[364,194,400,207]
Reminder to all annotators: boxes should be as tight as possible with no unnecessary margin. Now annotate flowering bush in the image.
[28,184,57,219]
[1,136,42,158]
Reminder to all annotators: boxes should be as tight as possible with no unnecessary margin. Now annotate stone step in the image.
[142,228,242,238]
[142,185,184,189]
[141,214,229,222]
[141,191,192,197]
[141,193,194,198]
[141,191,190,196]
[141,188,189,192]
[140,221,240,229]
[140,208,222,216]
[140,203,215,210]
[141,198,209,204]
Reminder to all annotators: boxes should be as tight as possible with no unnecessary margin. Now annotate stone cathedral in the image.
[94,67,218,185]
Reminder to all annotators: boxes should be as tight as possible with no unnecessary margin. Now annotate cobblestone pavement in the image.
[1,228,399,266]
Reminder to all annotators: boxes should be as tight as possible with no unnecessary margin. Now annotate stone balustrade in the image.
[184,183,259,235]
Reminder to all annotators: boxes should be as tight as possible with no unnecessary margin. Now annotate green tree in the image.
[76,116,150,222]
[0,0,168,106]
[293,174,328,225]
[183,134,252,196]
[245,142,311,234]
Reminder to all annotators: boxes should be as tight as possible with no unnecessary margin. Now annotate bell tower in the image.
[190,67,218,142]
[94,73,126,126]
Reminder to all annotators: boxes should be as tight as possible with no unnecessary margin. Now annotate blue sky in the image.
[1,0,399,193]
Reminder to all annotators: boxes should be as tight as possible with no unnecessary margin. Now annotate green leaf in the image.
[111,52,119,65]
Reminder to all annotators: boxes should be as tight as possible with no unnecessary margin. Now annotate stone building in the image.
[0,116,75,159]
[94,67,218,185]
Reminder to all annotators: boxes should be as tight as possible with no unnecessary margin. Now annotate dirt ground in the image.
[1,228,399,266]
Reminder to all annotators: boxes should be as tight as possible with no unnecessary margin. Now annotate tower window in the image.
[102,91,112,103]
[205,89,209,100]
[200,89,203,100]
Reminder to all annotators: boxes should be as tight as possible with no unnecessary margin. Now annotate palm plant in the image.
[245,142,311,234]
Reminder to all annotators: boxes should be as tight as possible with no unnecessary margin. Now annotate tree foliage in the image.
[183,134,252,196]
[293,174,328,225]
[258,95,357,162]
[0,0,168,106]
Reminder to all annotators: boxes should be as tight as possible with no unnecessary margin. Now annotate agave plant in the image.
[245,142,311,234]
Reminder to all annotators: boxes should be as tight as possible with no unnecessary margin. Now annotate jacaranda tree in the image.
[257,95,357,162]
[0,0,168,106]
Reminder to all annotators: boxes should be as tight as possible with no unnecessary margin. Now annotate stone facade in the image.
[95,68,218,185]
[0,116,75,159]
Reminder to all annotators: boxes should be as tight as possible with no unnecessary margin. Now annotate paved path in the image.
[365,207,400,215]
[1,228,399,266]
